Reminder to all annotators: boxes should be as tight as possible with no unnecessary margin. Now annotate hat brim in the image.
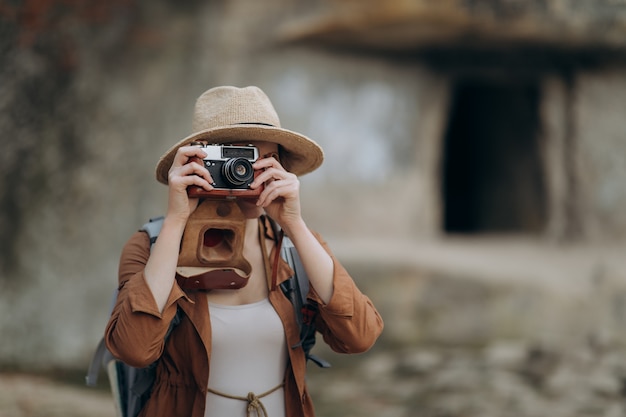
[156,124,324,184]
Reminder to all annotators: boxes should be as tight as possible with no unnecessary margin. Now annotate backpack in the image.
[86,216,330,417]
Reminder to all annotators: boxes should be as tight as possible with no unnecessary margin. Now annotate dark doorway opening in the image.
[441,79,546,234]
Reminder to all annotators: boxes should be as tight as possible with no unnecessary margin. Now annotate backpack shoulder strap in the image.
[275,224,331,368]
[141,216,164,246]
[265,216,309,306]
[279,235,309,306]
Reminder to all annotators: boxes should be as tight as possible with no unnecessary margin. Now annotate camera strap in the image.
[258,217,278,292]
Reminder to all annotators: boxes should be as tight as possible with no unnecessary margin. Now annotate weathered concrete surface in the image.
[574,70,626,241]
[279,0,626,53]
[333,236,626,350]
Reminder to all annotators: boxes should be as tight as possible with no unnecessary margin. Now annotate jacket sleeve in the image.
[104,231,187,368]
[308,231,384,354]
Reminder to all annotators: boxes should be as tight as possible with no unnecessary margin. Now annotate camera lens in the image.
[222,157,254,186]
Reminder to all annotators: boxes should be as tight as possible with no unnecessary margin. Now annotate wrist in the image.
[281,217,308,239]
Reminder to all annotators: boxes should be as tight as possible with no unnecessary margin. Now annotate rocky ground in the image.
[3,341,626,417]
[308,343,626,417]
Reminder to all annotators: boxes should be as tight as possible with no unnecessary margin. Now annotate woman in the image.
[105,86,384,417]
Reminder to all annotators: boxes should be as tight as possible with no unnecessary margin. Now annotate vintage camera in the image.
[187,141,262,198]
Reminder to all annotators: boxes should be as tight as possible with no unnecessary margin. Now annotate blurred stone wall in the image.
[1,0,626,374]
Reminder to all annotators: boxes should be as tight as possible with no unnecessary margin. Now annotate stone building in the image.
[281,0,626,242]
[1,0,626,391]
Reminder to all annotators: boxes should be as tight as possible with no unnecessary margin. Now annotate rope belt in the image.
[207,382,284,417]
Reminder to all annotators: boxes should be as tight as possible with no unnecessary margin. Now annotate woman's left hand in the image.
[250,156,302,231]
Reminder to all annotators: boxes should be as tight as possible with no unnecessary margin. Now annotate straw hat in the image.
[156,86,324,184]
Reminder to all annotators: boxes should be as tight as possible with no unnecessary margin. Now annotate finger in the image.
[256,180,298,207]
[253,157,284,172]
[178,145,208,156]
[251,167,294,189]
[171,160,210,180]
[170,161,214,186]
[170,171,214,192]
[172,146,208,167]
[184,174,214,190]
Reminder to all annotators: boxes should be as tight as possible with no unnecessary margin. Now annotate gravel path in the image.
[0,373,114,417]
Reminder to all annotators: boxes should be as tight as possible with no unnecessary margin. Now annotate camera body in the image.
[187,142,262,199]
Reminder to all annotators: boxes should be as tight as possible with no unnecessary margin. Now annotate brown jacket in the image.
[105,220,384,417]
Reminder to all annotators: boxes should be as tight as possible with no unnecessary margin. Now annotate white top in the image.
[205,298,287,417]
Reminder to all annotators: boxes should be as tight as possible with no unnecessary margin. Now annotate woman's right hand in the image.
[166,145,214,222]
